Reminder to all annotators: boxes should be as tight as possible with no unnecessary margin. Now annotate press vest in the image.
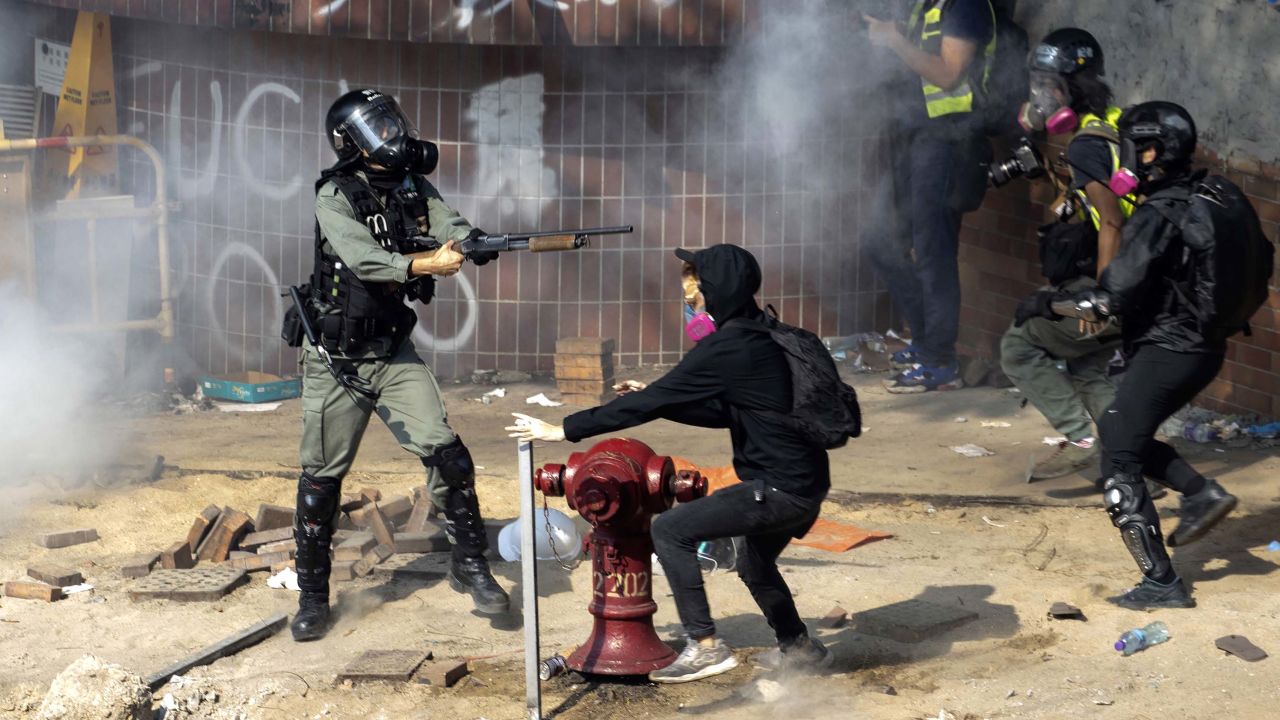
[1072,106,1135,231]
[909,0,997,119]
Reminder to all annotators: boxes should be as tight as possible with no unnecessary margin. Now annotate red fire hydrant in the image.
[535,438,706,675]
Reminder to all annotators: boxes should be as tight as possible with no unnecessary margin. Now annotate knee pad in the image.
[296,472,340,533]
[423,437,475,491]
[1103,473,1170,579]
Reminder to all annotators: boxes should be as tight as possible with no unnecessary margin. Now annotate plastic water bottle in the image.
[1115,621,1170,656]
[1182,422,1218,443]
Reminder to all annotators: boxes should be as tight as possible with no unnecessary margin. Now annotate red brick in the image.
[240,526,294,550]
[186,505,222,551]
[26,564,82,587]
[364,506,396,552]
[227,551,293,573]
[819,606,848,629]
[197,509,254,563]
[3,581,63,602]
[332,561,358,582]
[121,553,160,579]
[377,496,414,527]
[334,533,377,562]
[161,541,195,570]
[417,660,469,687]
[254,504,295,531]
[556,337,616,355]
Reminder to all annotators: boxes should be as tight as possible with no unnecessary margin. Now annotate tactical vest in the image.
[309,173,434,353]
[909,0,997,119]
[1072,107,1136,231]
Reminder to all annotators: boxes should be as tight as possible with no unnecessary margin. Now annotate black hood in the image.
[674,244,762,323]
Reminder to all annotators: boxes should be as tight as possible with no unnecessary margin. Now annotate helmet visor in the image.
[338,97,418,156]
[1028,43,1077,74]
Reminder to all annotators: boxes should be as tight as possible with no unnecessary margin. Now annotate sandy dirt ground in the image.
[2,365,1279,720]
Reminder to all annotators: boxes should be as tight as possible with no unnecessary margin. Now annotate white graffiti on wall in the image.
[204,241,286,367]
[411,273,480,354]
[465,74,558,227]
[233,82,304,201]
[167,81,225,199]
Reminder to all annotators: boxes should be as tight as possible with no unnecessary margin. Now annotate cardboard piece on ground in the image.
[340,650,430,682]
[670,458,892,552]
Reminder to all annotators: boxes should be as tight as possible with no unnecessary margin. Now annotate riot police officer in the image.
[289,89,508,641]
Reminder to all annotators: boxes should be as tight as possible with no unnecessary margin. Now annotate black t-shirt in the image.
[1067,135,1115,191]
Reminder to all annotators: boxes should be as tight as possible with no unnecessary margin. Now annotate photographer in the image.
[507,245,838,684]
[1020,102,1273,608]
[997,29,1134,481]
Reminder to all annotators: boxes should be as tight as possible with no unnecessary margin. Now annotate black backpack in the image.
[1150,175,1275,338]
[732,307,862,450]
[979,1,1031,139]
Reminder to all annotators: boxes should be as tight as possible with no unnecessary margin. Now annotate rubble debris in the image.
[26,564,83,587]
[161,542,195,570]
[1048,602,1085,620]
[416,660,470,688]
[127,567,248,603]
[121,553,161,579]
[4,580,65,602]
[332,561,359,582]
[951,444,995,458]
[402,492,434,533]
[195,508,253,563]
[35,528,99,549]
[394,531,449,554]
[144,613,288,691]
[334,533,377,562]
[239,526,293,551]
[227,551,292,573]
[253,504,295,531]
[369,495,413,527]
[1215,635,1268,662]
[338,650,430,683]
[363,506,396,552]
[266,567,300,591]
[359,488,383,504]
[186,505,223,556]
[819,606,849,629]
[35,655,151,720]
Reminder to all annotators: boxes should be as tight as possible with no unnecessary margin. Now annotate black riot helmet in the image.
[1108,101,1198,196]
[325,89,438,177]
[1029,28,1105,77]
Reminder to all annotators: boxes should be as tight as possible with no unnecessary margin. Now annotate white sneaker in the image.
[649,638,739,684]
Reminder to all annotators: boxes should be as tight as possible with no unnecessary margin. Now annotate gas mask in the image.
[1018,73,1078,136]
[336,95,439,178]
[683,302,717,343]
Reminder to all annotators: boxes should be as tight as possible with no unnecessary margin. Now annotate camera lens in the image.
[988,158,1023,188]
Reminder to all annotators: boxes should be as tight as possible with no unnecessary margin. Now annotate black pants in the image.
[651,482,823,645]
[1099,344,1224,479]
[1097,344,1223,580]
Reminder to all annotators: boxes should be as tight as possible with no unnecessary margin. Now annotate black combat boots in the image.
[448,555,510,615]
[291,591,331,641]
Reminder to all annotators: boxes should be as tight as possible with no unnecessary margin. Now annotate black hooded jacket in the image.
[1100,171,1225,354]
[562,245,831,499]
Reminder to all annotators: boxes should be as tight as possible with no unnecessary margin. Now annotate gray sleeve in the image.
[314,181,412,284]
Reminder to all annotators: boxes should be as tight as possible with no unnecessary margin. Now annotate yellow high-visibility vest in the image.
[909,0,997,119]
[1073,106,1136,230]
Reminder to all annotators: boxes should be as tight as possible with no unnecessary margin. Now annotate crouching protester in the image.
[506,244,861,683]
[1017,102,1274,609]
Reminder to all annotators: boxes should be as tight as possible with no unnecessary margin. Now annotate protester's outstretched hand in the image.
[506,413,565,443]
[613,380,647,397]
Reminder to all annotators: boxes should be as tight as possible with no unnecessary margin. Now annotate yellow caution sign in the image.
[47,11,118,196]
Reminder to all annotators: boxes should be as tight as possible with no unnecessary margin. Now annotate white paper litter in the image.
[483,388,507,398]
[1042,436,1068,446]
[215,402,282,413]
[951,444,995,458]
[267,567,301,592]
[953,417,968,423]
[62,583,94,594]
[525,393,563,408]
[982,516,1006,528]
[981,421,1012,428]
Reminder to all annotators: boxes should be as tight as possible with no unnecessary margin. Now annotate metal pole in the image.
[518,440,542,720]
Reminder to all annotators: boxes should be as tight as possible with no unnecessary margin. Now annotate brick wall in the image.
[960,140,1280,420]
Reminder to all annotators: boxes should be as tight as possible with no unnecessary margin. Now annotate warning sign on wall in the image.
[46,11,118,196]
[34,39,71,95]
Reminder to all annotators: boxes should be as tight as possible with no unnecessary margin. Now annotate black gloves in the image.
[1014,290,1063,327]
[466,228,500,266]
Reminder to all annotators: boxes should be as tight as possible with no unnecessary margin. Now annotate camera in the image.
[989,137,1047,187]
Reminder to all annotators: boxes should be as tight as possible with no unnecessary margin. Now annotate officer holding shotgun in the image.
[281,89,507,641]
